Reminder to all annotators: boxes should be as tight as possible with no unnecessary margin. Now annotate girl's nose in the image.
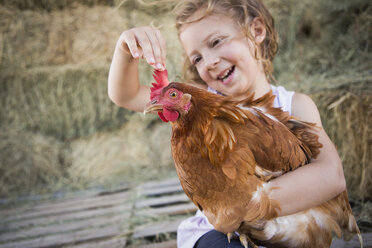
[205,54,220,70]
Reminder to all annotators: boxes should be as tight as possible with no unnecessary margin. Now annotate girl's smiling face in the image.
[180,13,270,99]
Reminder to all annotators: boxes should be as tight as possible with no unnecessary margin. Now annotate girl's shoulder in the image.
[270,84,322,126]
[292,92,322,126]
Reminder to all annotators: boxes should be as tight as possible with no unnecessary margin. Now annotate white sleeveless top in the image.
[177,85,295,248]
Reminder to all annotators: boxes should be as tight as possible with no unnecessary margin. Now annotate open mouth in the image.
[217,66,235,84]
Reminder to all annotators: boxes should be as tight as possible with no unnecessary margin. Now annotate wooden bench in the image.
[129,178,197,247]
[0,178,196,248]
[0,177,370,248]
[0,185,132,248]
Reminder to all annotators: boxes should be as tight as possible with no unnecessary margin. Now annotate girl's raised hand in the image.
[118,26,166,71]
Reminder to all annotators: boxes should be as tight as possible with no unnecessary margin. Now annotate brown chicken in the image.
[144,70,362,248]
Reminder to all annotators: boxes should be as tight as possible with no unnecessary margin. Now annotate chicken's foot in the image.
[239,234,258,248]
[227,232,235,243]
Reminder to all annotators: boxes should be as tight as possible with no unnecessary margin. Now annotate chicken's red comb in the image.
[150,69,169,100]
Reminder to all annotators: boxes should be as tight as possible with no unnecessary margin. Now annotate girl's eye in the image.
[170,91,177,98]
[212,38,222,47]
[193,56,202,65]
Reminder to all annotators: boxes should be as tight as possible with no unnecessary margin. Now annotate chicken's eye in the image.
[170,91,177,98]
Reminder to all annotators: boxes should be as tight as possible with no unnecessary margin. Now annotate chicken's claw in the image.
[239,234,249,248]
[227,232,234,243]
[239,233,258,248]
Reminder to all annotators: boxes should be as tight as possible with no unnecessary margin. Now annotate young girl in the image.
[108,0,347,247]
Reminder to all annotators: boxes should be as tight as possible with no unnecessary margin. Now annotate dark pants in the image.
[194,230,246,248]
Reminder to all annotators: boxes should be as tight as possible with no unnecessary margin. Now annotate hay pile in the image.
[68,114,173,187]
[311,80,372,200]
[0,2,182,141]
[0,3,127,69]
[0,64,131,141]
[264,0,372,200]
[267,0,371,85]
[0,0,182,196]
[0,128,69,196]
[0,0,116,11]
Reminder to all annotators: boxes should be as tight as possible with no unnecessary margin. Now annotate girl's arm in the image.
[270,92,346,217]
[108,26,166,112]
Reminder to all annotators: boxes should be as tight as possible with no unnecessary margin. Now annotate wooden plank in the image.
[0,212,129,243]
[98,185,131,195]
[135,203,197,217]
[132,220,182,239]
[0,191,131,222]
[140,178,180,190]
[0,189,103,217]
[0,225,123,248]
[331,232,372,248]
[139,185,183,197]
[1,203,131,232]
[1,191,132,223]
[0,185,130,218]
[135,194,189,209]
[137,240,177,248]
[65,237,127,248]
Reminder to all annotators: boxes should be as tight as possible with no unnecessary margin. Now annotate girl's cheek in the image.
[199,71,207,82]
[197,66,207,81]
[201,70,213,83]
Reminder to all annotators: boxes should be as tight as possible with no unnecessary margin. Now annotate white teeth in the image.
[222,70,230,78]
[218,67,233,80]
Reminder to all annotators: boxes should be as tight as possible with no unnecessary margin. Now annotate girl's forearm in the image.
[270,158,346,217]
[273,93,347,217]
[108,42,141,107]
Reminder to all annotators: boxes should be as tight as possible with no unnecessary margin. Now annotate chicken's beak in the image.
[144,100,163,115]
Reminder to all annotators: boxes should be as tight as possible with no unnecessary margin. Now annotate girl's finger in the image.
[145,29,164,70]
[155,29,167,67]
[135,31,156,66]
[121,32,140,58]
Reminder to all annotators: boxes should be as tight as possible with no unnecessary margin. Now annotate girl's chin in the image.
[226,85,250,99]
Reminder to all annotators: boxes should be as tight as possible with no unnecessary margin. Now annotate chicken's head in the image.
[145,70,191,122]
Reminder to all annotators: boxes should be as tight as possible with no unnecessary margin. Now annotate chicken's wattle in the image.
[158,112,168,122]
[160,108,179,122]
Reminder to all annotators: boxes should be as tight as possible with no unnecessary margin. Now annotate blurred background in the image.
[0,0,371,221]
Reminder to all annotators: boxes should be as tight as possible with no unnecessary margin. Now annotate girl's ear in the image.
[250,17,266,44]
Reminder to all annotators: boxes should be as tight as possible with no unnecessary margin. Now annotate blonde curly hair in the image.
[174,0,278,86]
